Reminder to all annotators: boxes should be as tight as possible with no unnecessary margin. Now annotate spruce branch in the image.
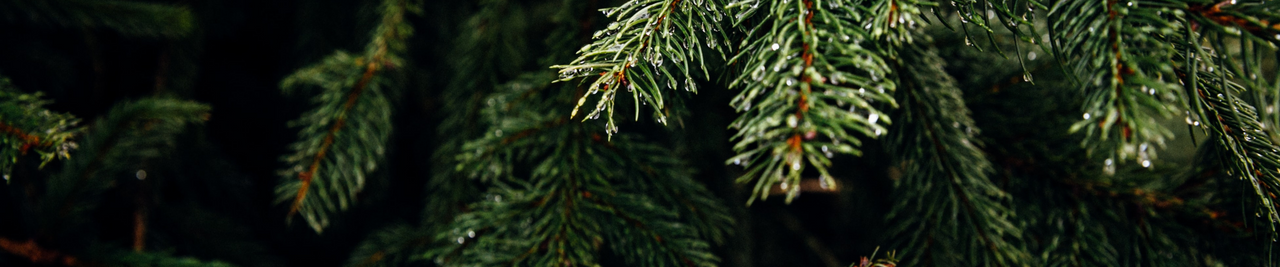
[433,78,729,266]
[1052,0,1187,167]
[1178,62,1280,237]
[0,78,79,182]
[882,41,1029,267]
[426,0,535,228]
[276,0,419,232]
[346,224,434,267]
[724,0,909,203]
[0,0,195,38]
[33,98,208,253]
[553,0,728,138]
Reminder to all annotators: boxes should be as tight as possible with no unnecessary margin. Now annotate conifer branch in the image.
[0,0,195,38]
[553,0,727,137]
[0,78,79,181]
[289,61,380,217]
[0,121,43,150]
[33,98,207,258]
[725,0,901,203]
[1054,0,1183,166]
[1179,65,1280,235]
[883,41,1028,267]
[276,0,419,232]
[435,82,727,265]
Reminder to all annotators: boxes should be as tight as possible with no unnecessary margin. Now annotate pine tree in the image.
[2,0,1280,266]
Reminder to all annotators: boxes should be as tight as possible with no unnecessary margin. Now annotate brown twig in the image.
[1190,1,1280,37]
[766,178,839,196]
[0,238,79,266]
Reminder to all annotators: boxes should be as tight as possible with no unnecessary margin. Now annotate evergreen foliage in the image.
[0,78,78,181]
[0,0,194,38]
[275,0,418,233]
[3,0,1280,266]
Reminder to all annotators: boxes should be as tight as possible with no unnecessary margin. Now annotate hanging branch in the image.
[276,0,419,232]
[724,0,908,203]
[882,39,1030,267]
[288,59,381,217]
[552,0,728,138]
[1052,0,1186,167]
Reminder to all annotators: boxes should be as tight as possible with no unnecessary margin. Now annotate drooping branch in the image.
[289,60,381,217]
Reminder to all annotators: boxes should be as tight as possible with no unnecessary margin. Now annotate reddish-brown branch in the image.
[0,238,79,266]
[288,61,380,217]
[133,208,146,252]
[133,178,148,252]
[0,121,43,153]
[1105,0,1135,140]
[288,0,407,219]
[1190,1,1280,37]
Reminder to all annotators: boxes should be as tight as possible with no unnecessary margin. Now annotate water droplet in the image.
[821,145,828,152]
[780,182,789,190]
[771,43,780,51]
[457,237,465,244]
[734,158,741,165]
[791,161,801,170]
[788,115,799,128]
[1023,73,1033,82]
[495,129,504,137]
[965,37,972,46]
[1217,93,1225,99]
[1083,113,1092,120]
[1027,51,1037,60]
[1105,158,1114,166]
[136,170,147,180]
[1141,160,1151,168]
[468,230,475,238]
[868,114,880,124]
